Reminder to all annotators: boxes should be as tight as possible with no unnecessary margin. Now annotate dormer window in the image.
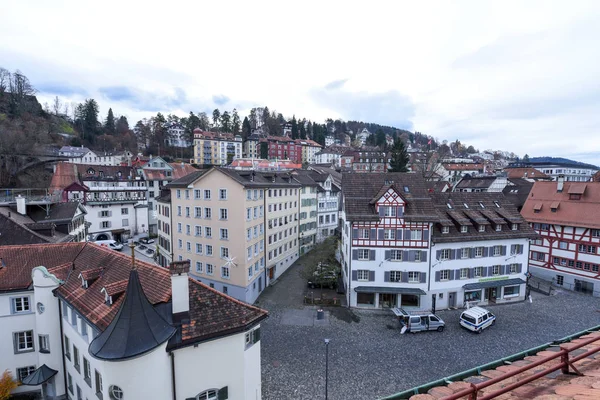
[403,186,410,193]
[479,202,485,209]
[87,168,95,175]
[493,201,500,208]
[512,223,519,230]
[569,194,581,200]
[446,203,453,209]
[495,224,502,232]
[463,203,469,209]
[461,226,468,233]
[442,226,449,234]
[479,225,485,232]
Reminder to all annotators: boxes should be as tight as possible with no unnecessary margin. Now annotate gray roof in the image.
[0,213,51,245]
[342,173,438,222]
[455,176,497,189]
[28,202,86,224]
[166,170,208,188]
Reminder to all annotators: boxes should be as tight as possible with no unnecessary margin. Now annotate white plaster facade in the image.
[316,175,339,243]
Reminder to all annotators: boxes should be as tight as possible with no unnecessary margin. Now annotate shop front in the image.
[463,277,526,306]
[354,286,426,309]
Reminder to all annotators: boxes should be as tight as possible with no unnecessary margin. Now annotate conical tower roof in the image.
[89,269,176,361]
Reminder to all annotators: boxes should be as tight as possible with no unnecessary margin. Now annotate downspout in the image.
[428,222,433,293]
[347,220,352,308]
[170,351,177,400]
[58,299,68,397]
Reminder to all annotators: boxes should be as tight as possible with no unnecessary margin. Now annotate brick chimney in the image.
[169,261,190,316]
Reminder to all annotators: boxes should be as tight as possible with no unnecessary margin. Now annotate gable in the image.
[378,188,406,206]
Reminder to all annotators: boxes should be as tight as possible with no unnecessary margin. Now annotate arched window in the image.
[109,385,123,400]
[196,389,217,400]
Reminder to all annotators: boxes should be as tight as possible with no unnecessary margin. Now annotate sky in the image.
[1,0,599,164]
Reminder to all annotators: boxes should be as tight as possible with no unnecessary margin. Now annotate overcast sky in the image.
[1,0,599,163]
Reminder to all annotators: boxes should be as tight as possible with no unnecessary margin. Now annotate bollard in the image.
[317,309,324,320]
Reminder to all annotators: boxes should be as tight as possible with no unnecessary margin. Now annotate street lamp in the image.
[324,338,331,400]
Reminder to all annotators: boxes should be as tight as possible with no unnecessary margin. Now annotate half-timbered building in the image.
[340,173,437,308]
[522,179,600,296]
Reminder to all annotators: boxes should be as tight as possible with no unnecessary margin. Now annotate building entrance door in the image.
[448,292,456,308]
[485,287,498,303]
[269,267,275,280]
[378,293,396,308]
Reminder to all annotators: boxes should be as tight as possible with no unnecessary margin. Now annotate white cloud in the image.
[1,0,599,163]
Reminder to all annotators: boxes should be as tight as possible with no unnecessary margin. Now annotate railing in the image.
[0,188,62,204]
[381,324,600,400]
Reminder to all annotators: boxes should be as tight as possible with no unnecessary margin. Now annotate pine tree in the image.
[212,109,221,130]
[291,115,298,139]
[389,138,410,172]
[116,116,129,135]
[232,108,241,134]
[242,117,252,141]
[105,108,116,134]
[221,111,231,132]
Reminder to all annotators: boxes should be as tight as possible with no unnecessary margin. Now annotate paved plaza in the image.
[257,260,600,400]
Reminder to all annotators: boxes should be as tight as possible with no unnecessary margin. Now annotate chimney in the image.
[169,261,190,315]
[557,175,565,193]
[16,195,26,215]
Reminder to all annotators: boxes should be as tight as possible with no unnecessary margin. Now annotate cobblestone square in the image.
[258,261,600,400]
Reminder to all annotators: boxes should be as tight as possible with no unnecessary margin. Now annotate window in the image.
[504,285,520,297]
[359,229,369,239]
[509,264,519,274]
[222,266,230,279]
[390,250,402,261]
[246,208,252,220]
[460,268,469,279]
[186,207,190,218]
[64,335,71,359]
[196,389,218,400]
[39,334,50,353]
[68,372,74,394]
[204,189,211,200]
[102,221,110,229]
[220,208,228,220]
[12,296,30,313]
[206,264,214,275]
[17,366,36,383]
[101,210,109,217]
[14,330,34,353]
[205,227,212,238]
[357,270,369,281]
[461,248,469,259]
[384,229,395,240]
[83,357,91,385]
[493,245,502,256]
[220,228,228,240]
[221,247,229,259]
[358,249,369,260]
[556,275,564,285]
[474,267,483,278]
[382,206,396,217]
[478,225,485,232]
[204,207,212,219]
[440,270,450,281]
[408,272,420,283]
[492,265,501,276]
[177,206,182,216]
[219,189,227,200]
[410,230,422,240]
[440,249,451,260]
[442,226,449,234]
[460,225,468,233]
[194,189,201,199]
[414,251,421,262]
[390,271,402,282]
[195,226,202,237]
[206,245,213,256]
[512,223,519,230]
[73,345,80,371]
[559,241,568,250]
[95,370,103,396]
[122,218,129,227]
[109,385,124,400]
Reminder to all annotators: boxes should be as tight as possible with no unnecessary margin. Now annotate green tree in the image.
[242,116,252,140]
[212,108,221,130]
[291,115,298,139]
[198,112,210,130]
[389,138,410,172]
[221,111,231,132]
[232,108,241,134]
[523,154,530,163]
[299,119,307,139]
[116,116,129,135]
[466,145,477,154]
[375,129,386,148]
[105,108,116,134]
[260,142,269,159]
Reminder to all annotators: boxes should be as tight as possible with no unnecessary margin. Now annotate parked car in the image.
[307,263,339,289]
[140,237,155,244]
[145,249,154,256]
[138,244,147,250]
[93,240,123,251]
[393,308,445,333]
[459,306,496,333]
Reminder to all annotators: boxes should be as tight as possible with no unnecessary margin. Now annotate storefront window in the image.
[400,294,419,307]
[504,286,520,297]
[357,293,375,305]
[464,290,481,302]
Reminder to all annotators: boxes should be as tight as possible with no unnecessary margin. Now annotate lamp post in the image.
[324,338,331,400]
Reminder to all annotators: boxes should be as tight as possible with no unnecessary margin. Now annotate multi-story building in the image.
[291,171,319,255]
[429,192,535,309]
[341,149,390,173]
[295,139,322,165]
[438,162,485,183]
[453,175,508,193]
[140,156,198,234]
[243,133,261,159]
[339,173,535,309]
[164,122,191,147]
[313,173,341,243]
[325,135,335,147]
[507,158,598,182]
[522,179,600,296]
[262,136,302,164]
[58,146,133,166]
[156,188,173,267]
[167,168,269,303]
[50,162,148,242]
[193,129,243,166]
[0,242,267,399]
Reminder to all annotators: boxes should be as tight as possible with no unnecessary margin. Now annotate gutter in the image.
[58,298,68,397]
[170,351,177,400]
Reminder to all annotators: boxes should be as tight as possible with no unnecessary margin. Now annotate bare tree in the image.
[63,102,70,118]
[52,96,62,115]
[0,67,9,94]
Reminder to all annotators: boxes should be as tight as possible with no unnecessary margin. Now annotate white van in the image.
[459,306,496,333]
[94,240,123,251]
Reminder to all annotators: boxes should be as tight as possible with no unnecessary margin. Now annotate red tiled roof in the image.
[522,181,600,229]
[505,167,551,180]
[0,242,268,344]
[49,162,137,191]
[168,163,199,180]
[442,163,484,171]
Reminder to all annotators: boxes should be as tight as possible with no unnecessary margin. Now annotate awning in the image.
[111,229,127,234]
[463,278,526,290]
[354,286,426,295]
[21,364,58,386]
